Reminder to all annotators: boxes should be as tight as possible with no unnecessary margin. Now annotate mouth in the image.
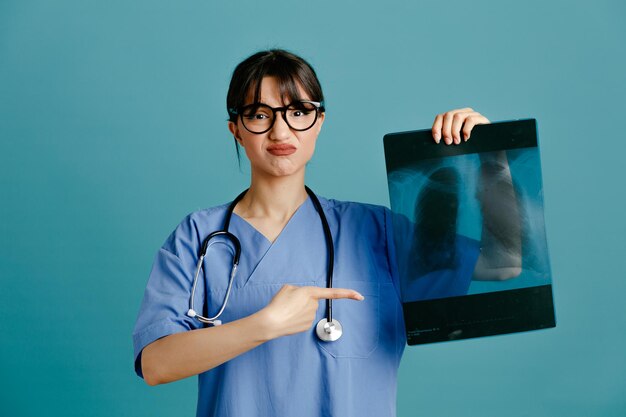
[267,144,297,156]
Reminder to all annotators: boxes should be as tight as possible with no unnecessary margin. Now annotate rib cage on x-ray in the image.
[388,148,551,297]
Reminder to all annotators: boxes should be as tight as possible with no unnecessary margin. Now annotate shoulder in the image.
[161,202,231,258]
[317,196,392,238]
[318,196,412,231]
[316,195,402,292]
[319,196,389,219]
[183,203,231,230]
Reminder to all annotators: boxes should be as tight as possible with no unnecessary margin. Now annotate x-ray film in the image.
[384,119,555,345]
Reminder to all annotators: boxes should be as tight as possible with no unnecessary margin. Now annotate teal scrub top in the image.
[133,196,406,417]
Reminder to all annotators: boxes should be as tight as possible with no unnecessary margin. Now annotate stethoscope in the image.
[186,186,343,342]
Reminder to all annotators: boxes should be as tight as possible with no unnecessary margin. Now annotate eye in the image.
[288,102,315,118]
[242,106,272,120]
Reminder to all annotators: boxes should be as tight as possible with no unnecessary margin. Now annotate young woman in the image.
[133,49,494,417]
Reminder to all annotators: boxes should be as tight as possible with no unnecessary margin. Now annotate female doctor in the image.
[133,49,495,417]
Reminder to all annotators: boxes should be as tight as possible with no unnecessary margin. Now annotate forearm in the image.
[140,284,362,386]
[475,151,522,277]
[141,309,274,386]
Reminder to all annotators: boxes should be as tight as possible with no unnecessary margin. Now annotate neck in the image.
[235,171,308,222]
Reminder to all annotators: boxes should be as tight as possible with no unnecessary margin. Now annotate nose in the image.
[268,111,291,141]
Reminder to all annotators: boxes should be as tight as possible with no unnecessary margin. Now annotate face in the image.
[228,76,325,179]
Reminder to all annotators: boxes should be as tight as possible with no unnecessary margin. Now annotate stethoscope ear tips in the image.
[186,309,222,326]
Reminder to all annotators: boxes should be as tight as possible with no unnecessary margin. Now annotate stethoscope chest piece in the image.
[316,318,343,342]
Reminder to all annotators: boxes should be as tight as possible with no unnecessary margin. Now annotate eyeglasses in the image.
[229,101,325,134]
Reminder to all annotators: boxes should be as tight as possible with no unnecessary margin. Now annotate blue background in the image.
[1,1,624,416]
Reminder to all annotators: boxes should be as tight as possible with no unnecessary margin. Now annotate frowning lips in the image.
[267,144,297,156]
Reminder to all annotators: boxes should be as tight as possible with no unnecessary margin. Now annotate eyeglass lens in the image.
[241,102,318,133]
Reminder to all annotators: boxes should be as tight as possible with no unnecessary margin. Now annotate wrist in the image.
[248,307,279,343]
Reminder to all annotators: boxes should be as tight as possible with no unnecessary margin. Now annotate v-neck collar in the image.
[228,196,317,288]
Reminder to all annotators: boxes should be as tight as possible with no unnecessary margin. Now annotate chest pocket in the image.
[317,280,380,359]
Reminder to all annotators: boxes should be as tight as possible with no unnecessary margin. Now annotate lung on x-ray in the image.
[384,119,555,345]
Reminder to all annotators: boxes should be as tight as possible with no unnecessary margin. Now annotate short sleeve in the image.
[132,246,202,378]
[384,206,481,302]
[401,235,480,302]
[455,234,481,280]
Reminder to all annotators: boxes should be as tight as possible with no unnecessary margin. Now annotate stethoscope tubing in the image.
[186,190,246,325]
[188,232,240,324]
[187,186,339,340]
[305,186,335,323]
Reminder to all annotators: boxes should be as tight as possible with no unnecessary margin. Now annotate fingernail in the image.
[434,133,441,143]
[356,293,365,301]
[445,137,452,145]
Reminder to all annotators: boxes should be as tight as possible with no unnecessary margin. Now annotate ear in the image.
[228,121,244,146]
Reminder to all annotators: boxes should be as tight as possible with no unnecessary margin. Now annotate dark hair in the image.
[226,49,325,160]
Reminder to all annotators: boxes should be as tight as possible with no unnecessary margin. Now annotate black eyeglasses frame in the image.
[228,100,325,134]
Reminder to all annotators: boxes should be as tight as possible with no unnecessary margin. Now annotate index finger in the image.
[306,287,365,301]
[431,114,443,143]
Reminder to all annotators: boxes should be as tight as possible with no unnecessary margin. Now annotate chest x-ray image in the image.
[384,119,555,345]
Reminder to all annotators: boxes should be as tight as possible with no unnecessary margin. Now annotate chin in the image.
[270,166,303,177]
[266,159,307,177]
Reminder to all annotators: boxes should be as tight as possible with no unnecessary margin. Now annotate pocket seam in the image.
[317,281,380,359]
